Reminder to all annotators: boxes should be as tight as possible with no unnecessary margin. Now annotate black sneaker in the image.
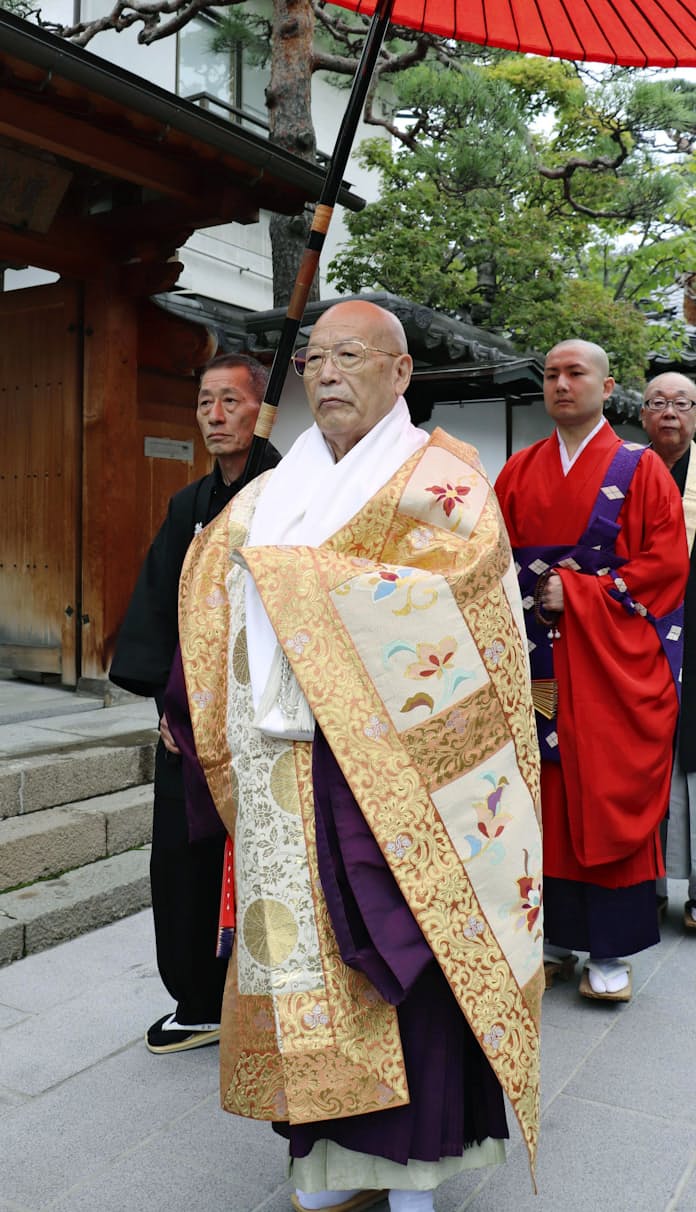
[145,1013,221,1054]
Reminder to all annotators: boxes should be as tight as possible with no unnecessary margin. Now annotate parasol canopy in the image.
[327,0,696,68]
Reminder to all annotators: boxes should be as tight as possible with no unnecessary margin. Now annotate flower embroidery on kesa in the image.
[286,631,311,655]
[206,588,225,607]
[460,773,512,859]
[405,637,457,680]
[484,640,505,666]
[475,775,512,840]
[364,714,389,740]
[445,707,469,735]
[425,481,471,518]
[303,1004,329,1029]
[191,689,213,709]
[514,848,542,934]
[463,916,485,940]
[484,1024,505,1051]
[410,526,434,550]
[371,566,416,602]
[386,834,412,860]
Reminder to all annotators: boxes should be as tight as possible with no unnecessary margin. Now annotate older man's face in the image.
[302,311,412,460]
[196,366,261,458]
[642,374,696,465]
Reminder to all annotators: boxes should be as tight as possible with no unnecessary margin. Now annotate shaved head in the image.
[314,300,409,354]
[644,371,696,401]
[546,339,610,379]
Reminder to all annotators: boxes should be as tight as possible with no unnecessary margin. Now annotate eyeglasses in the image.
[643,395,696,412]
[291,339,401,378]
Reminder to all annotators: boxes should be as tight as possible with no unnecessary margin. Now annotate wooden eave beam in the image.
[0,87,212,204]
[88,191,260,245]
[0,215,112,278]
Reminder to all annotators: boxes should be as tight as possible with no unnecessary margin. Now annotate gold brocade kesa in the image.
[178,429,543,1179]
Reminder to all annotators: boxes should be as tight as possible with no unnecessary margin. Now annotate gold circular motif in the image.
[243,899,298,967]
[270,751,300,815]
[232,626,250,684]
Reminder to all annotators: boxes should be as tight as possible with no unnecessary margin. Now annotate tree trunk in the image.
[266,0,320,308]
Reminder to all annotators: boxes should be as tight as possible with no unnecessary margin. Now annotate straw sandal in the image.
[579,962,632,1003]
[544,952,578,989]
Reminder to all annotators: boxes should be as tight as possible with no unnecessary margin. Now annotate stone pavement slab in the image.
[0,678,99,726]
[0,700,158,758]
[1,893,695,1212]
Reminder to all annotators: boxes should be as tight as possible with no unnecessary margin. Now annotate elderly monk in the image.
[177,301,543,1212]
[496,340,688,1003]
[641,372,696,933]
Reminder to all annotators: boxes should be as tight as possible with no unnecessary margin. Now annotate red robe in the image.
[496,423,689,889]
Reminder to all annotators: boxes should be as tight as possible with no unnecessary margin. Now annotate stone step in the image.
[0,846,151,966]
[0,784,154,894]
[0,735,157,821]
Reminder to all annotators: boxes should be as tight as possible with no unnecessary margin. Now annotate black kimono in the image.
[110,451,280,1025]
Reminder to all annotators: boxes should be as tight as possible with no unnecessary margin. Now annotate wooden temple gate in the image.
[0,11,359,688]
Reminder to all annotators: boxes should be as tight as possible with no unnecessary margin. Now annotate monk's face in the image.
[543,342,614,430]
[302,303,412,461]
[641,373,696,465]
[196,365,261,458]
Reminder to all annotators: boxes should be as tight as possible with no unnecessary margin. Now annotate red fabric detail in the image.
[496,426,688,886]
[219,835,236,932]
[329,0,696,66]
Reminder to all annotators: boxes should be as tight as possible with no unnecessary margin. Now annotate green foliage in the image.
[329,57,696,385]
[0,0,38,15]
[211,9,271,67]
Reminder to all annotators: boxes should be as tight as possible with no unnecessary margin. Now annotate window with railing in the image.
[176,14,270,135]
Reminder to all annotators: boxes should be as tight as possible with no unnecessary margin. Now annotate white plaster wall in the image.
[420,401,508,484]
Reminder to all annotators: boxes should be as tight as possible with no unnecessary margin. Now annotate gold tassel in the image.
[531,679,558,720]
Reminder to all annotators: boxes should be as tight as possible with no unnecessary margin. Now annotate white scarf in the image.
[242,396,428,738]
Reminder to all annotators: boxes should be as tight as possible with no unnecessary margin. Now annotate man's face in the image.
[196,366,260,457]
[543,342,614,429]
[302,309,412,459]
[641,373,696,463]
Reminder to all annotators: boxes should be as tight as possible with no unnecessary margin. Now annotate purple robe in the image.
[273,728,508,1164]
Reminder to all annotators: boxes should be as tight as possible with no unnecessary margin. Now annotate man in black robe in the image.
[110,353,281,1052]
[641,371,696,932]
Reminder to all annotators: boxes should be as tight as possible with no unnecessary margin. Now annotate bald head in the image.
[302,300,413,461]
[546,339,610,379]
[313,300,409,354]
[644,372,696,401]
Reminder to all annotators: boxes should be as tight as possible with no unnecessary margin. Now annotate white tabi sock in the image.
[587,957,630,994]
[294,1191,360,1210]
[388,1191,435,1212]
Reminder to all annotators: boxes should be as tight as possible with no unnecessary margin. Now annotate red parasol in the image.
[331,0,696,68]
[242,0,696,481]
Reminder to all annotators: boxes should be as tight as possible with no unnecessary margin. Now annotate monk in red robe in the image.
[496,339,689,1001]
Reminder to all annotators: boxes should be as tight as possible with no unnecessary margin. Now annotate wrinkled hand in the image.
[159,712,181,755]
[541,572,564,614]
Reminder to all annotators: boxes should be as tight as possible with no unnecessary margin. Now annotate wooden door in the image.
[0,282,81,684]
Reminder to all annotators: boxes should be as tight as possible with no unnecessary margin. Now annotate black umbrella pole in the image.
[241,0,395,486]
